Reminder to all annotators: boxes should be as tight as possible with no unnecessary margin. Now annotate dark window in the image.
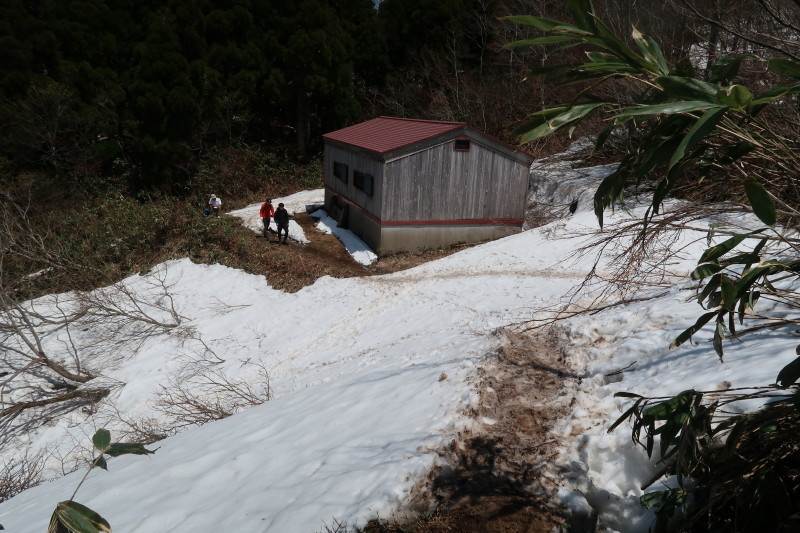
[454,138,471,151]
[333,161,348,183]
[353,170,374,196]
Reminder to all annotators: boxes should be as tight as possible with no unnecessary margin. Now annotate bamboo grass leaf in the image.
[518,103,605,142]
[743,181,777,226]
[52,502,111,533]
[504,36,577,48]
[617,101,719,117]
[699,230,765,264]
[567,0,597,32]
[655,76,720,102]
[671,311,717,348]
[500,15,567,31]
[668,107,727,171]
[716,85,753,110]
[632,27,669,74]
[768,58,800,79]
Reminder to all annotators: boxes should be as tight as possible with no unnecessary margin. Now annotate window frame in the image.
[353,170,374,196]
[333,161,349,183]
[454,137,471,152]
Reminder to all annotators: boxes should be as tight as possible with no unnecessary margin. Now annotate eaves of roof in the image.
[323,116,534,166]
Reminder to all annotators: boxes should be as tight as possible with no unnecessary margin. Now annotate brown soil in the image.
[352,329,580,533]
[212,211,478,292]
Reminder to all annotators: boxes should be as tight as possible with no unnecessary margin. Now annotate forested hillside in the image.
[3,0,780,193]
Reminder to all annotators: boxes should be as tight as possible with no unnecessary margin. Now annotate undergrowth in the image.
[4,146,325,297]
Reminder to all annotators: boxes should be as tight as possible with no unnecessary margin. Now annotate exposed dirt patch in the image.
[213,211,479,292]
[354,328,580,533]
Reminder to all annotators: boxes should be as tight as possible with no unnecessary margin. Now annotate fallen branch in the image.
[1,388,109,421]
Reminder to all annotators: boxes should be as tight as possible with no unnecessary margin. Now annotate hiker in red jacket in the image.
[259,199,275,237]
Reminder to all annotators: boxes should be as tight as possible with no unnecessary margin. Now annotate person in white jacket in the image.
[208,194,222,217]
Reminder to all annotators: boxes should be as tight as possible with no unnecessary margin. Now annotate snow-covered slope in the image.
[2,153,795,532]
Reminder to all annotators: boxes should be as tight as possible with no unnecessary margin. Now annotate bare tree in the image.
[0,449,45,503]
[0,196,182,435]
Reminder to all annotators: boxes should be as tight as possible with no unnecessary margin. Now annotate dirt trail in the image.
[355,329,581,533]
[290,219,581,531]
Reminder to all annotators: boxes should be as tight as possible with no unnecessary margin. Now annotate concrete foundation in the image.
[324,189,521,255]
[378,224,520,254]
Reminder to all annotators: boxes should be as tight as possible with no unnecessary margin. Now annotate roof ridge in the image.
[377,116,466,126]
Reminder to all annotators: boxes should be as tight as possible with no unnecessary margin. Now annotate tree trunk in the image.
[296,95,310,161]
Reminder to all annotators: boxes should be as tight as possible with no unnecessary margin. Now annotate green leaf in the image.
[759,85,800,98]
[588,14,649,70]
[671,311,717,348]
[719,141,755,164]
[642,391,695,424]
[743,181,777,226]
[616,100,719,117]
[49,508,68,533]
[92,429,111,452]
[614,391,645,398]
[655,76,720,102]
[512,107,567,137]
[105,443,156,457]
[592,123,616,155]
[713,318,726,360]
[93,456,108,471]
[720,275,737,311]
[691,263,722,281]
[737,290,760,324]
[698,230,765,264]
[716,85,753,110]
[593,167,627,227]
[632,27,668,75]
[52,501,111,533]
[719,252,761,266]
[577,61,640,73]
[586,51,622,64]
[501,15,567,32]
[567,0,596,32]
[735,263,784,297]
[668,106,727,171]
[608,400,642,433]
[768,58,800,79]
[709,55,746,85]
[519,103,606,142]
[503,36,577,48]
[699,274,721,307]
[776,356,800,387]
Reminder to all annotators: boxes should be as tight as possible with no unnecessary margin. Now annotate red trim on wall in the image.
[381,218,523,226]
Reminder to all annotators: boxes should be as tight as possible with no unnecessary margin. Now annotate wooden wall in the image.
[381,138,529,222]
[323,144,384,216]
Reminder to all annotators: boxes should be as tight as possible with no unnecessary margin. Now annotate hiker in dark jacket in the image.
[274,203,290,244]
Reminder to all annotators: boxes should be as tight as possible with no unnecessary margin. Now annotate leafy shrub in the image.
[48,429,154,533]
[508,1,800,530]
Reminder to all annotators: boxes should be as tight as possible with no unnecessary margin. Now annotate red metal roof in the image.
[323,116,465,154]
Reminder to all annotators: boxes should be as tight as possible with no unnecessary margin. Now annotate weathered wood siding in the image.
[381,138,528,221]
[323,144,384,217]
